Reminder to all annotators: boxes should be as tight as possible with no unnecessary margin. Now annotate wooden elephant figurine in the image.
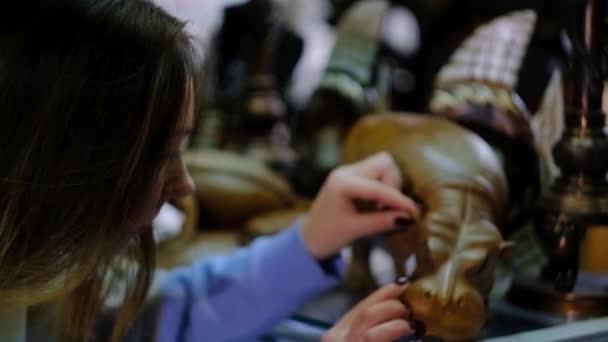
[341,10,564,341]
[342,113,514,341]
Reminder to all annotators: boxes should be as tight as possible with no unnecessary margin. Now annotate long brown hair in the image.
[0,0,202,340]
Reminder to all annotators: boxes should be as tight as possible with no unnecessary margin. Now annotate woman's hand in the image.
[322,282,414,341]
[301,151,419,259]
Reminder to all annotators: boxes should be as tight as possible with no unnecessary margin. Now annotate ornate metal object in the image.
[507,0,608,318]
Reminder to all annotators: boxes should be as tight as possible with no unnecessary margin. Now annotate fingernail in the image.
[411,319,427,338]
[404,303,412,318]
[394,216,414,228]
[395,276,409,285]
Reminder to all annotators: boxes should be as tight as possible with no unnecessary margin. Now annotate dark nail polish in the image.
[395,276,409,285]
[395,216,414,228]
[404,303,412,319]
[411,319,427,338]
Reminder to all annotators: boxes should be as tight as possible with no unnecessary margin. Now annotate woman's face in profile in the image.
[132,95,196,233]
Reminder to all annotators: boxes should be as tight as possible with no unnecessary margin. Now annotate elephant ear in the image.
[530,69,564,194]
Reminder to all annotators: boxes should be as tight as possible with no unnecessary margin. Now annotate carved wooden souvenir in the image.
[184,149,297,227]
[344,114,515,341]
[242,205,309,244]
[292,0,390,195]
[343,10,543,341]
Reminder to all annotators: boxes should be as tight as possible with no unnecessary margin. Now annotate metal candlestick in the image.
[507,0,608,318]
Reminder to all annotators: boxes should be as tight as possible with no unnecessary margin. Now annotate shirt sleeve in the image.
[152,220,345,342]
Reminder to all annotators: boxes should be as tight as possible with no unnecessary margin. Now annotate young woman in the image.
[0,1,419,341]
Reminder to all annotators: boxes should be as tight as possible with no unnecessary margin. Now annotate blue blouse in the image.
[153,221,344,341]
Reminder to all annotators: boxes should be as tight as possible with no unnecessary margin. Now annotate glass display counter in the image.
[263,284,608,341]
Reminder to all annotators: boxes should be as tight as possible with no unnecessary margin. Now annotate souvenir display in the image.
[343,11,547,341]
[184,149,297,227]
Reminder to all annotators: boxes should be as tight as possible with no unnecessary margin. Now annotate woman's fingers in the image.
[343,176,419,216]
[322,283,414,342]
[359,299,410,328]
[333,283,406,327]
[351,283,407,311]
[363,319,414,341]
[347,210,415,237]
[343,151,402,189]
[349,292,413,341]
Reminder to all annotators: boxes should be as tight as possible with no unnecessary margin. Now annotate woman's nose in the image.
[165,160,195,199]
